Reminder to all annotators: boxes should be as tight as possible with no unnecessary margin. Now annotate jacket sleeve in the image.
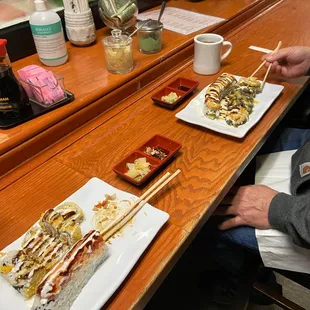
[268,138,310,248]
[269,193,310,249]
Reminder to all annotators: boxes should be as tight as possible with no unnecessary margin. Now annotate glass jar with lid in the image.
[136,20,163,54]
[102,29,133,74]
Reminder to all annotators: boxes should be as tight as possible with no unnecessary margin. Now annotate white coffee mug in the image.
[193,33,232,75]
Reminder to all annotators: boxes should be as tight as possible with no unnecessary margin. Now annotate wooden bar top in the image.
[0,0,309,309]
[0,0,279,177]
[52,0,310,234]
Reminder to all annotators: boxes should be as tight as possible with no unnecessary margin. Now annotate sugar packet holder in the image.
[19,70,67,108]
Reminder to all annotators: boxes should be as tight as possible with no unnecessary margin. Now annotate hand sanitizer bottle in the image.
[30,0,68,66]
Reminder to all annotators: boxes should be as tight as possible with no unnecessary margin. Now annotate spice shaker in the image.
[136,20,163,54]
[102,29,133,74]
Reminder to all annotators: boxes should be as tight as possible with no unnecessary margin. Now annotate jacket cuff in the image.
[268,192,292,232]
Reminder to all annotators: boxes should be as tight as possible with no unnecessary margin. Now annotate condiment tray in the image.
[152,78,199,110]
[113,135,182,186]
[0,90,75,129]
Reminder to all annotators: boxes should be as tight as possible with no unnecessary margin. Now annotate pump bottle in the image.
[30,0,68,66]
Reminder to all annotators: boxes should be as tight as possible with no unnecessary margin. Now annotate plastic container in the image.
[102,29,133,74]
[30,0,68,66]
[136,20,163,54]
[19,73,67,108]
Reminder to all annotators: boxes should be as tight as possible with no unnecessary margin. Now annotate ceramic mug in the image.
[193,33,232,75]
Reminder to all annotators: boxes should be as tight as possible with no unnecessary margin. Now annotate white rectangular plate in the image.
[0,178,169,310]
[175,75,284,138]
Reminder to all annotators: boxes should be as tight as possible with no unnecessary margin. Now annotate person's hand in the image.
[214,185,278,230]
[262,46,310,78]
[0,4,26,22]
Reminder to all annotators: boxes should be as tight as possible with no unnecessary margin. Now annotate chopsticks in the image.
[250,41,282,78]
[261,41,282,89]
[102,170,181,240]
[250,41,282,89]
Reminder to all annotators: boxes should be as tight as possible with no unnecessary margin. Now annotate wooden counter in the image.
[0,0,309,309]
[0,0,280,177]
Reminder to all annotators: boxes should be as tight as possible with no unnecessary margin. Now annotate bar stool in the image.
[252,266,310,310]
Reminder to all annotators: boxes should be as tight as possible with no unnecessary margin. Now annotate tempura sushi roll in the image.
[242,98,254,114]
[239,77,262,94]
[204,73,237,119]
[205,100,221,119]
[225,108,249,127]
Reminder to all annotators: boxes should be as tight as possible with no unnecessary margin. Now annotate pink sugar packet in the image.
[17,65,65,105]
[17,65,45,80]
[18,65,46,97]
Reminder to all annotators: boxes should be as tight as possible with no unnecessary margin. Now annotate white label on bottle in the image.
[30,21,67,61]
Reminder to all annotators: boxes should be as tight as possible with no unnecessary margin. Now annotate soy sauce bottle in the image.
[0,39,29,118]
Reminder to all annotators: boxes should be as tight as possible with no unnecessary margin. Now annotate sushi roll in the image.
[225,108,249,127]
[239,77,262,94]
[204,73,237,119]
[205,100,221,119]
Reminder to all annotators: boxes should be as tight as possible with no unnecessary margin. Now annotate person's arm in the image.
[269,193,310,249]
[216,139,310,248]
[215,185,310,249]
[263,46,310,78]
[270,138,310,248]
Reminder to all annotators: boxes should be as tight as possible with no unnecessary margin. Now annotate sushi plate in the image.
[0,177,169,310]
[175,75,284,138]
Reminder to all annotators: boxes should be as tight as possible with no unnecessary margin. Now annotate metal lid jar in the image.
[102,29,133,74]
[136,20,163,54]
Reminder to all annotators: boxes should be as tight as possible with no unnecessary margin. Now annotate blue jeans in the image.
[212,127,310,277]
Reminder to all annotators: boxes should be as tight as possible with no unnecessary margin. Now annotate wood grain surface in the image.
[54,0,310,233]
[0,160,89,249]
[0,0,279,177]
[0,0,309,309]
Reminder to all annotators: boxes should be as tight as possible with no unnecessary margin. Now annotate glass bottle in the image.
[0,39,30,118]
[102,29,133,74]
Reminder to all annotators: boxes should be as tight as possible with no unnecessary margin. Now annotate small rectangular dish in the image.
[113,135,182,186]
[152,77,199,110]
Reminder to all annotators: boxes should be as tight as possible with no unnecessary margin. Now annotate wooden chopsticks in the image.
[262,41,282,88]
[102,170,181,240]
[250,41,282,89]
